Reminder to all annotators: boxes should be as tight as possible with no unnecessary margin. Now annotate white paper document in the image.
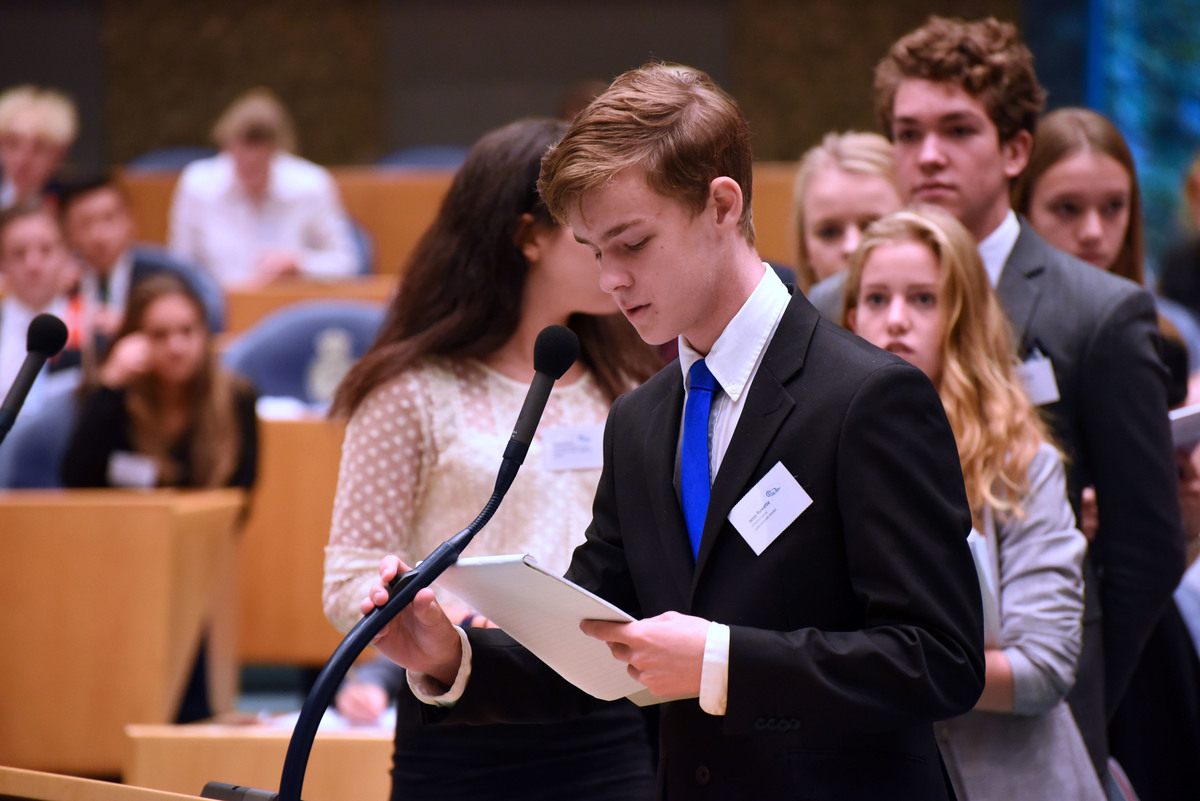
[434,554,684,706]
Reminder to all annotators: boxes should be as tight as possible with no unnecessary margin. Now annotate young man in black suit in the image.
[362,63,985,799]
[876,15,1186,784]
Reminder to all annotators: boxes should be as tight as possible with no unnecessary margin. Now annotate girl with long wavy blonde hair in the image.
[845,207,1102,800]
[845,206,1046,522]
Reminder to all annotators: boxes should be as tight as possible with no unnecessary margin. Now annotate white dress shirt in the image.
[168,151,357,288]
[978,209,1021,287]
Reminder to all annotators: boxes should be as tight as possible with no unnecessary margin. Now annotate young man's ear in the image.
[709,177,743,230]
[1002,129,1033,180]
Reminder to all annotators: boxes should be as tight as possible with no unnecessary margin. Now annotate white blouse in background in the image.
[168,151,357,288]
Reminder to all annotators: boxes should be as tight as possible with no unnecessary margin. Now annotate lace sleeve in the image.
[323,373,431,633]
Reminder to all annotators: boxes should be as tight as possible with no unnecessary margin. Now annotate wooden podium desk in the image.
[125,724,391,801]
[238,417,347,667]
[0,490,245,776]
[0,765,199,801]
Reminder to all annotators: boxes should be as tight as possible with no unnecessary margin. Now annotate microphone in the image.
[497,324,580,494]
[0,313,69,442]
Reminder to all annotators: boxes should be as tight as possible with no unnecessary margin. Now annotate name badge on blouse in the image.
[1016,350,1060,406]
[728,461,811,555]
[542,423,605,471]
[107,451,158,488]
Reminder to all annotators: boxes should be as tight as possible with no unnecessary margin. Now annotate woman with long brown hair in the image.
[62,271,256,490]
[322,118,660,801]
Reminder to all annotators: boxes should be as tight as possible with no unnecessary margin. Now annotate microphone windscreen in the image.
[533,325,580,379]
[27,313,69,358]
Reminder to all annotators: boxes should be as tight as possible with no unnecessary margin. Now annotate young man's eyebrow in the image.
[574,219,642,248]
[895,110,983,126]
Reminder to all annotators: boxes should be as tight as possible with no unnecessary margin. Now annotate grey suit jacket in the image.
[805,270,848,322]
[996,219,1185,774]
[935,443,1103,800]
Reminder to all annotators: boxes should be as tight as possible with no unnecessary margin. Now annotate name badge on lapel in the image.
[728,461,811,555]
[1016,347,1060,406]
[542,423,605,471]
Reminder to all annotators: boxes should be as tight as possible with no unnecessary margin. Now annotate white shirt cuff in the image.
[699,621,730,716]
[405,625,472,707]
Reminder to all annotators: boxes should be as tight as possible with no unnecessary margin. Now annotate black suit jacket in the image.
[439,290,985,799]
[997,220,1185,775]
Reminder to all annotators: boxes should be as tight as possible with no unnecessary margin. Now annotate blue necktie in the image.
[681,359,717,560]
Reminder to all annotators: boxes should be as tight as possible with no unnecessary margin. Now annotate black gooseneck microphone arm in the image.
[202,325,580,801]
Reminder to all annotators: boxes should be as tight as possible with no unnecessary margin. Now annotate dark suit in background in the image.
[996,220,1186,776]
[435,290,986,799]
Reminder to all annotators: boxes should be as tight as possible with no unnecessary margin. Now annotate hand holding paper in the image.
[580,611,708,699]
[434,554,699,705]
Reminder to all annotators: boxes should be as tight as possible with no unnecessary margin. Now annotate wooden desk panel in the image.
[238,419,346,665]
[125,724,391,801]
[0,490,245,776]
[332,167,450,275]
[751,161,800,268]
[223,275,394,334]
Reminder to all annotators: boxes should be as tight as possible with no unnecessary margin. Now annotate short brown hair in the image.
[0,199,59,253]
[874,16,1045,144]
[211,87,296,152]
[539,63,756,245]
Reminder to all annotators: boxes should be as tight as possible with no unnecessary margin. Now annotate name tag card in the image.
[107,451,158,488]
[542,424,605,472]
[728,461,811,555]
[1017,354,1060,406]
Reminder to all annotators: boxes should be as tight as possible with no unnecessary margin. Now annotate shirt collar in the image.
[678,264,789,402]
[977,209,1020,287]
